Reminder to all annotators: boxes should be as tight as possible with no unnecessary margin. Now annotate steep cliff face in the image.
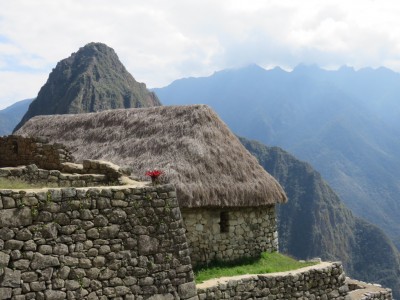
[14,42,160,131]
[240,137,400,298]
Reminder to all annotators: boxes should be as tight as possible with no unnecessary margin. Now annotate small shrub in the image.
[145,169,164,185]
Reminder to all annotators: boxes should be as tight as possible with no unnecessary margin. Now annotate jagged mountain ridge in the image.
[154,64,400,249]
[240,137,400,298]
[0,99,33,136]
[14,42,161,131]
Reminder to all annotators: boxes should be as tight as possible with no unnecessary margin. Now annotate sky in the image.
[1,0,400,109]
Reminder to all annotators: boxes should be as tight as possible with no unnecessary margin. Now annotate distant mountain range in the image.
[0,99,33,136]
[154,64,400,250]
[241,137,400,297]
[14,42,160,131]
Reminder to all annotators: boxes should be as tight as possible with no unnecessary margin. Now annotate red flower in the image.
[145,170,163,179]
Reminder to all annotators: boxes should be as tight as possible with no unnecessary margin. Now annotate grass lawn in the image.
[194,252,317,283]
[0,177,45,189]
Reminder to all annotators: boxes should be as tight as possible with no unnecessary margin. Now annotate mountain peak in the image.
[70,42,120,64]
[14,42,161,132]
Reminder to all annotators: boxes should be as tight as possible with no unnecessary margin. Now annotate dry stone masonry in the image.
[197,262,348,300]
[0,184,197,300]
[0,136,73,170]
[0,160,128,188]
[0,135,128,188]
[182,207,277,266]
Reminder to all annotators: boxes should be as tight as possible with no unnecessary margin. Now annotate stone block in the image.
[15,228,33,241]
[79,258,92,269]
[39,267,54,281]
[138,235,159,255]
[0,207,32,227]
[53,243,68,255]
[30,253,60,270]
[0,252,10,268]
[80,209,93,220]
[38,245,52,255]
[109,208,127,223]
[98,268,115,280]
[1,268,21,288]
[178,282,197,299]
[147,294,175,300]
[52,278,65,289]
[93,215,108,227]
[21,272,37,283]
[62,188,76,198]
[0,288,12,299]
[99,225,120,239]
[4,240,24,251]
[2,197,15,209]
[30,281,46,291]
[65,279,80,291]
[86,228,99,239]
[98,245,111,255]
[92,256,106,268]
[115,285,131,296]
[23,240,36,251]
[12,259,30,270]
[0,228,14,241]
[44,290,67,300]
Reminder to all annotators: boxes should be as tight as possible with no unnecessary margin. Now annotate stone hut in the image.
[16,105,287,266]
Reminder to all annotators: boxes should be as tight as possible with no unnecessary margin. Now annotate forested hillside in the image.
[241,137,400,298]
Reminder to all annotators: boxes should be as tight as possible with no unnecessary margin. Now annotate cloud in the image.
[1,0,400,108]
[0,71,48,106]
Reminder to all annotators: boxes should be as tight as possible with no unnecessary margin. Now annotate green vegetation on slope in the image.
[194,252,316,283]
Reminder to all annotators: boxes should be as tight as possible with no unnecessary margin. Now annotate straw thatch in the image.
[16,105,287,208]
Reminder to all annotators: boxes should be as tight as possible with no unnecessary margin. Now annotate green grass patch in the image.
[0,177,45,189]
[194,252,317,283]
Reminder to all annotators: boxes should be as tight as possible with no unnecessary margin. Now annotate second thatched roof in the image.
[16,105,287,208]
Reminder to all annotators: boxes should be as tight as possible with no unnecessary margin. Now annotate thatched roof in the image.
[16,105,287,208]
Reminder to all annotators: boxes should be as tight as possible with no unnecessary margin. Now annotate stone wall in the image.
[182,206,277,266]
[0,160,127,188]
[196,262,348,300]
[0,184,197,300]
[347,279,393,300]
[351,291,393,300]
[0,136,73,170]
[0,165,110,188]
